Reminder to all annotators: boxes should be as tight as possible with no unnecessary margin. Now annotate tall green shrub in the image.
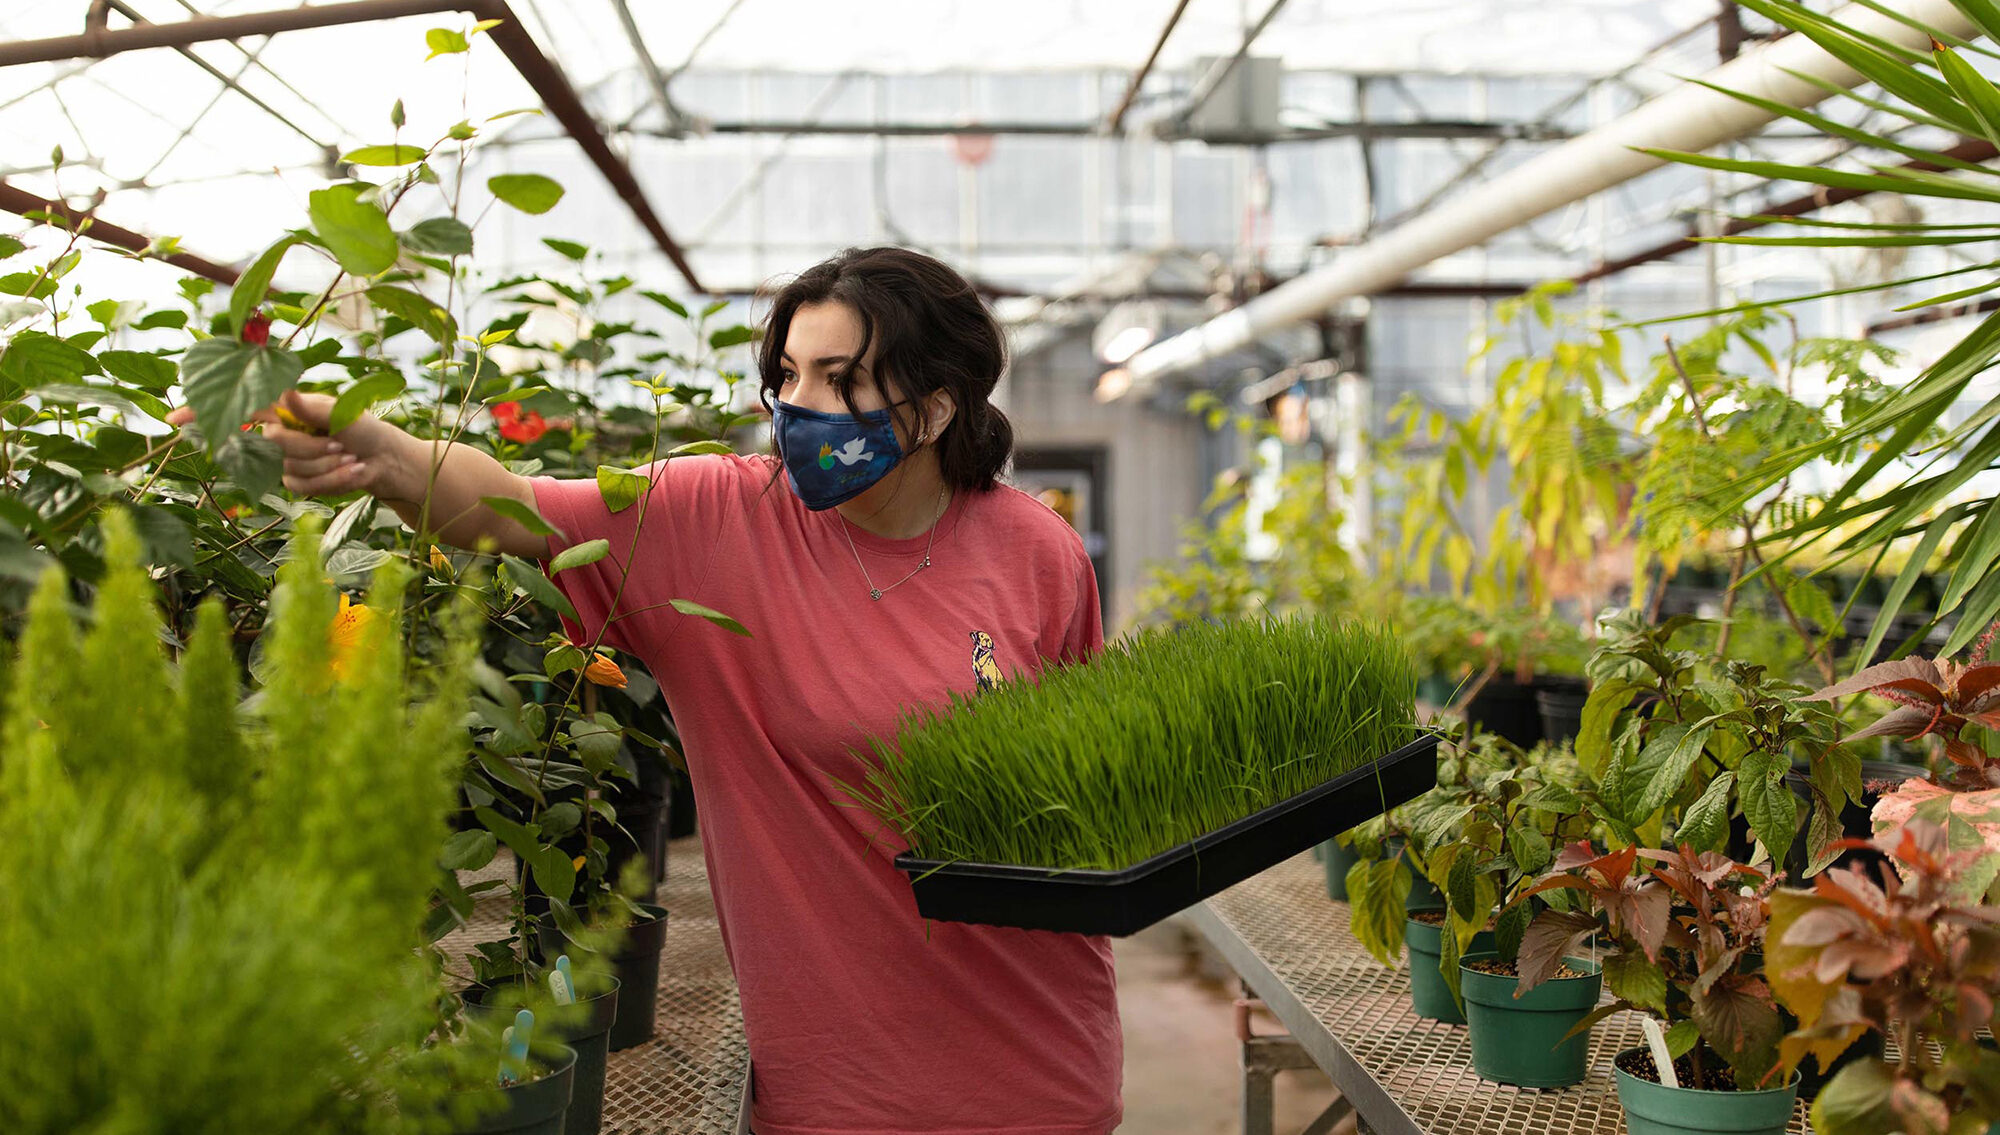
[0,513,478,1134]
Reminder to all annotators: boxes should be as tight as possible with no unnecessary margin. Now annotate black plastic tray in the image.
[893,732,1441,936]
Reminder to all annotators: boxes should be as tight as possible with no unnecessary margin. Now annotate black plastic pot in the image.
[895,733,1441,936]
[1464,677,1544,748]
[1534,677,1590,747]
[463,979,620,1135]
[664,766,697,839]
[547,902,669,1052]
[445,1044,577,1135]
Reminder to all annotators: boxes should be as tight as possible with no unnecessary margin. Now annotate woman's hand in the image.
[165,391,423,503]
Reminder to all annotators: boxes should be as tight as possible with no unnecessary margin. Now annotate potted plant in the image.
[1399,735,1595,1024]
[1763,820,2000,1135]
[851,616,1428,935]
[1514,843,1797,1131]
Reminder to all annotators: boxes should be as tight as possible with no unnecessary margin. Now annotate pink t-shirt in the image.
[533,454,1122,1135]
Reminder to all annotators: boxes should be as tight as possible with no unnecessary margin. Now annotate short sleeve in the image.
[529,455,749,656]
[1058,546,1105,666]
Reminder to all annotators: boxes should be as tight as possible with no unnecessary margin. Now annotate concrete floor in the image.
[1113,924,1350,1135]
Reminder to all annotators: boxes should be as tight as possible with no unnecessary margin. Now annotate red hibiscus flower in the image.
[491,401,548,443]
[241,310,272,346]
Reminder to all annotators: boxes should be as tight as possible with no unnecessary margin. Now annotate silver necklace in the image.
[839,485,948,601]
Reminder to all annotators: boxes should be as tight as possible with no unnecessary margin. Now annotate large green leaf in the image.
[1677,772,1736,854]
[328,370,406,434]
[307,184,398,276]
[399,217,474,256]
[499,553,577,622]
[481,495,559,537]
[180,338,304,445]
[596,465,647,513]
[211,431,284,501]
[343,144,427,166]
[550,538,609,573]
[95,350,176,392]
[487,174,565,215]
[669,598,750,637]
[1739,748,1798,861]
[229,235,297,338]
[365,284,455,343]
[1,330,98,386]
[1609,722,1714,827]
[1935,43,2000,148]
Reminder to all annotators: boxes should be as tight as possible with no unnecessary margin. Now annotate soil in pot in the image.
[1534,677,1590,747]
[1460,951,1602,1088]
[1464,676,1545,749]
[1404,909,1493,1024]
[1612,1046,1800,1135]
[444,1044,578,1135]
[463,978,621,1135]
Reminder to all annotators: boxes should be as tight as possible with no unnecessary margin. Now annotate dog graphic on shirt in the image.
[970,630,1003,693]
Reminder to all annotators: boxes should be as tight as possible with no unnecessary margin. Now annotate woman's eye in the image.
[779,371,797,385]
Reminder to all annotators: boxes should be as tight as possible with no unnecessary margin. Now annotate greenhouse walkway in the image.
[1190,855,1814,1135]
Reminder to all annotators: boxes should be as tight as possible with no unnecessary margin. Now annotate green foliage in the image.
[0,28,763,1024]
[0,513,480,1134]
[854,617,1417,871]
[1639,0,2000,662]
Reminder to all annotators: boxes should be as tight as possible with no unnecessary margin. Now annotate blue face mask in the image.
[772,400,907,510]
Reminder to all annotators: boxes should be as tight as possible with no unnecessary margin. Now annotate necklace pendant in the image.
[870,588,883,601]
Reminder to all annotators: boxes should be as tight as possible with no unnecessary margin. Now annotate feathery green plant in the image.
[0,512,480,1135]
[856,617,1417,871]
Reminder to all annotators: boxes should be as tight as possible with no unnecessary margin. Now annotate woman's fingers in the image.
[283,460,373,498]
[286,451,357,480]
[262,420,344,460]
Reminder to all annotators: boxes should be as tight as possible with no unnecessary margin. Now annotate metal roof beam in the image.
[0,0,704,292]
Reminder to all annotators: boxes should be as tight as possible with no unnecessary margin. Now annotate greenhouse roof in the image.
[0,0,1802,300]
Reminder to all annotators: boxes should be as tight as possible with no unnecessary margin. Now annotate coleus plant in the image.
[1513,843,1784,1090]
[1802,631,2000,903]
[1765,820,2000,1135]
[1801,627,2000,789]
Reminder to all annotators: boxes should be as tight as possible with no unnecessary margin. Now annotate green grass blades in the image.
[0,511,483,1135]
[855,617,1417,871]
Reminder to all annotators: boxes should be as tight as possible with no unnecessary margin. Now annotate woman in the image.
[241,247,1123,1135]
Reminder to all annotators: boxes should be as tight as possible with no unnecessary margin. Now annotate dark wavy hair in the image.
[756,246,1014,492]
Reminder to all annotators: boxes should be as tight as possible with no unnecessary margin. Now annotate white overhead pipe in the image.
[1118,0,1981,395]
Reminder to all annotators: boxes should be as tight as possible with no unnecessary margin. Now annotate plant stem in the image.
[1663,336,1836,683]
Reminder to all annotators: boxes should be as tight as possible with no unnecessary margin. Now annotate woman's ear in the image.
[922,389,957,446]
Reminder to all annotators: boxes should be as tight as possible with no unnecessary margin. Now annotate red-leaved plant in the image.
[1766,820,2000,1135]
[1801,626,2000,788]
[1512,843,1783,1089]
[1804,630,2000,901]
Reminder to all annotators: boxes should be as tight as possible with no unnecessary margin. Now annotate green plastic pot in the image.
[446,1044,577,1135]
[464,978,620,1135]
[1321,839,1358,901]
[1404,912,1492,1024]
[1612,1047,1799,1135]
[1460,952,1602,1087]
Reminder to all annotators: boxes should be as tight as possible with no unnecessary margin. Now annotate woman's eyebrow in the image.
[779,351,862,369]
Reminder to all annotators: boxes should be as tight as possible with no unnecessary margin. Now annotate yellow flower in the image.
[583,652,627,689]
[428,545,450,574]
[329,593,379,681]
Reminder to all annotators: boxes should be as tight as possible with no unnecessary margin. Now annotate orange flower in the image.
[583,652,626,689]
[428,545,450,574]
[328,593,379,681]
